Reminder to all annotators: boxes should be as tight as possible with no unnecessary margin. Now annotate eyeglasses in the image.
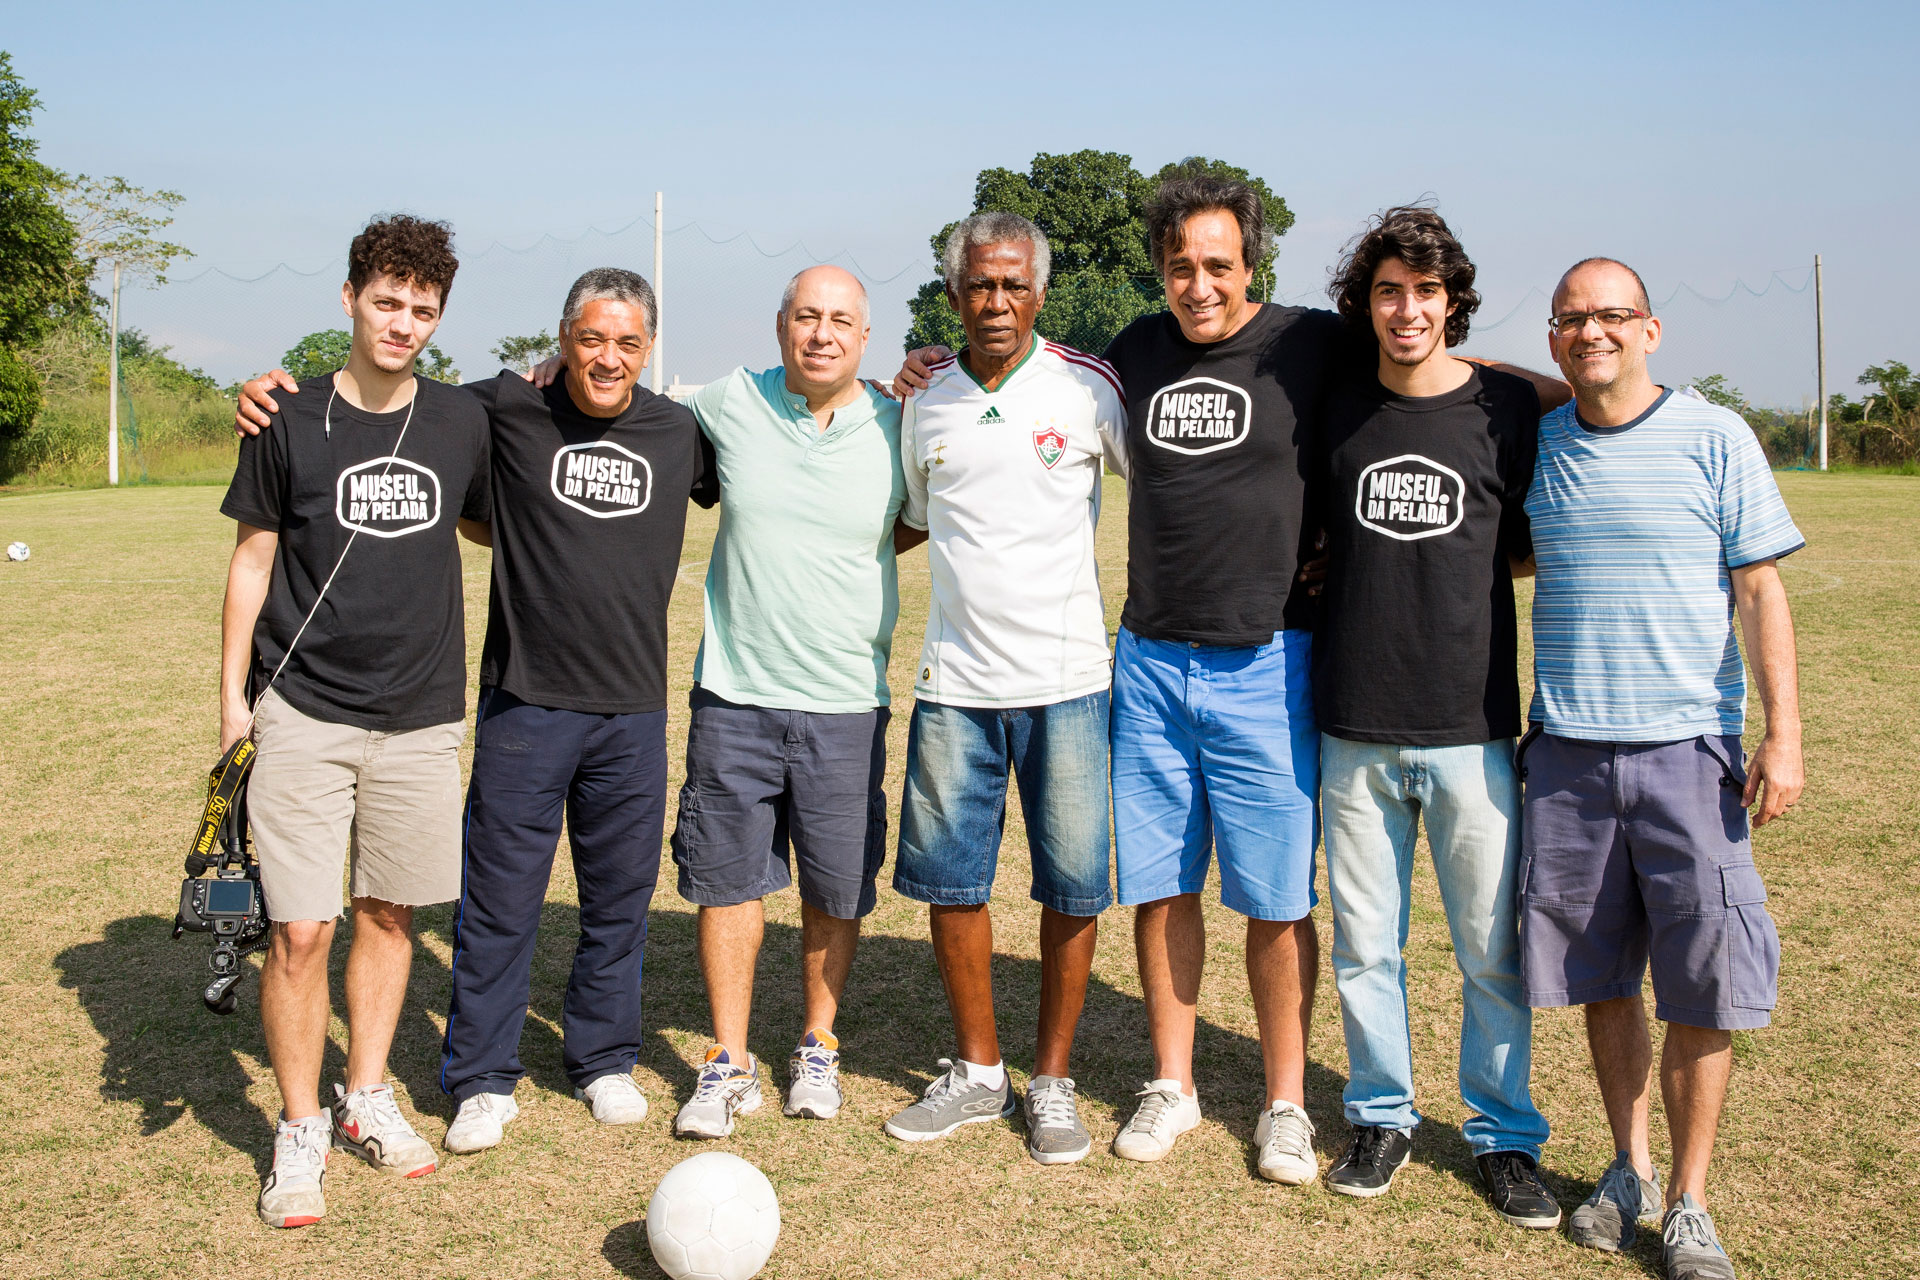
[1548,307,1650,336]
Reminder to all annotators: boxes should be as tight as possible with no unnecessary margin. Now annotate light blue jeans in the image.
[1322,734,1547,1158]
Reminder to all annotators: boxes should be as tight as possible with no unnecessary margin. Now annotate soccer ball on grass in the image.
[646,1151,781,1280]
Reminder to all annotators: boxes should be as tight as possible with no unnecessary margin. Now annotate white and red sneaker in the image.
[331,1082,437,1177]
[258,1114,329,1228]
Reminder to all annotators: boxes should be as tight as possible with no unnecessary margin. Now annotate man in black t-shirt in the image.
[221,216,490,1228]
[1312,208,1562,1227]
[237,267,716,1156]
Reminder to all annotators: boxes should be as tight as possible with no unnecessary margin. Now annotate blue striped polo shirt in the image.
[1524,388,1804,742]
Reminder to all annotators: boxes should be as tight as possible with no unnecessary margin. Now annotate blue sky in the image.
[10,1,1914,404]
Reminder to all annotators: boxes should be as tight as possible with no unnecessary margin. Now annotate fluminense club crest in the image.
[1033,427,1067,469]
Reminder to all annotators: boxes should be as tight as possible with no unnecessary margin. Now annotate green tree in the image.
[283,329,353,380]
[1857,360,1916,413]
[58,173,191,293]
[904,150,1292,356]
[0,51,78,438]
[1690,373,1746,411]
[491,330,558,373]
[283,328,457,383]
[417,345,459,383]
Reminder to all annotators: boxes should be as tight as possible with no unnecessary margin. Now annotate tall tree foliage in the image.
[0,52,75,436]
[0,52,74,351]
[904,150,1292,356]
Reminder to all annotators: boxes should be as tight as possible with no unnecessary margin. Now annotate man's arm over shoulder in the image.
[1464,356,1571,412]
[898,394,929,533]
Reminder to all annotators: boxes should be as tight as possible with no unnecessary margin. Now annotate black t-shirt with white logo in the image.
[1103,304,1358,645]
[1313,364,1539,745]
[220,375,492,732]
[465,373,717,715]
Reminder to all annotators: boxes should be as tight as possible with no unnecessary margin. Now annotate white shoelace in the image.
[918,1059,964,1105]
[691,1062,755,1105]
[791,1046,838,1088]
[1124,1085,1183,1135]
[1665,1206,1721,1252]
[351,1085,412,1140]
[1265,1105,1314,1157]
[1028,1079,1080,1129]
[1595,1159,1649,1214]
[273,1120,327,1179]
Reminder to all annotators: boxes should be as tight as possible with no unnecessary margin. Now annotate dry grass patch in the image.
[0,472,1913,1279]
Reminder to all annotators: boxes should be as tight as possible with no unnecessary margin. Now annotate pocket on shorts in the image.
[862,788,890,884]
[1721,861,1780,1011]
[669,780,701,870]
[1698,735,1749,790]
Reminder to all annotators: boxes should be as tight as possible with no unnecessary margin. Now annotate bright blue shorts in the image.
[1110,627,1320,921]
[893,690,1113,917]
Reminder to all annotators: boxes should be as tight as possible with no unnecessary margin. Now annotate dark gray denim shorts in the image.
[669,686,889,919]
[1517,729,1780,1030]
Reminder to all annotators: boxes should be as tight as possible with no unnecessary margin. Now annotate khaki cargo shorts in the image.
[248,687,466,922]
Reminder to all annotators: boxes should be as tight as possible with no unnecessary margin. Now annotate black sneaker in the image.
[1477,1150,1563,1229]
[1326,1125,1413,1198]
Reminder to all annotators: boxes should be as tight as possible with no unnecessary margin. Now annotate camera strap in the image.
[190,735,257,866]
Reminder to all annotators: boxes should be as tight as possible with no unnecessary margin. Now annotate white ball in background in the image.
[5,542,27,562]
[646,1151,781,1280]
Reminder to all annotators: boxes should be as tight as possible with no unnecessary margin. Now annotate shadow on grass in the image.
[602,1218,666,1279]
[57,894,1504,1241]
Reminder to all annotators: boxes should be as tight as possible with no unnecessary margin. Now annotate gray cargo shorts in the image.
[1517,728,1780,1030]
[669,686,889,919]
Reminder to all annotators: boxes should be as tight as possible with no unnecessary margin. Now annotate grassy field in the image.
[0,474,1913,1280]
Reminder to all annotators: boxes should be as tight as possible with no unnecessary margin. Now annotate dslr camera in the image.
[173,738,272,1015]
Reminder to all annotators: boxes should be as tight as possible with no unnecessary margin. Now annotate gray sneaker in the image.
[883,1058,1015,1142]
[1570,1151,1663,1251]
[785,1031,843,1120]
[673,1047,763,1139]
[1023,1075,1092,1165]
[1662,1193,1737,1280]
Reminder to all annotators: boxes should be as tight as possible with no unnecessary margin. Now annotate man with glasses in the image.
[1521,258,1804,1280]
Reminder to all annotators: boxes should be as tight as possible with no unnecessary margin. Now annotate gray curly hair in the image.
[942,212,1051,294]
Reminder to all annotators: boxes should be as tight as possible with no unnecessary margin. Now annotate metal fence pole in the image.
[652,191,664,394]
[108,261,122,486]
[1815,253,1828,472]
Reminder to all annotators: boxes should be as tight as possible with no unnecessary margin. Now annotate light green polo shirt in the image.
[688,366,906,712]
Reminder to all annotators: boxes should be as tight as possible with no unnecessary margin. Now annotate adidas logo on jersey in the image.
[976,405,1003,425]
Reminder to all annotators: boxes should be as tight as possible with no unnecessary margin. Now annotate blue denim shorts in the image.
[893,690,1112,916]
[1518,729,1781,1030]
[1111,627,1320,921]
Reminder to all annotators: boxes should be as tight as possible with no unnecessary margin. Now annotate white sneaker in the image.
[784,1031,843,1120]
[1254,1099,1319,1185]
[674,1047,763,1139]
[258,1114,330,1228]
[331,1082,437,1176]
[445,1091,520,1153]
[1112,1079,1202,1162]
[576,1072,650,1125]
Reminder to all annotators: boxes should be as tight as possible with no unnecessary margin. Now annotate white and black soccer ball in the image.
[5,542,26,562]
[646,1151,781,1280]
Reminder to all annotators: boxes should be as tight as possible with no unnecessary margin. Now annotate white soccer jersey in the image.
[901,338,1129,708]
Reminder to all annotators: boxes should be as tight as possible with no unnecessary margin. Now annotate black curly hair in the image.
[347,214,459,307]
[1329,205,1480,348]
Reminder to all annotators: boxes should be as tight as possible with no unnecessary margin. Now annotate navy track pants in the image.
[441,687,667,1103]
